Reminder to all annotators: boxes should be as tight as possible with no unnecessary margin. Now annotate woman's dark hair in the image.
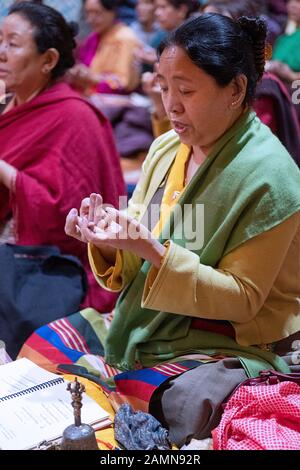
[158,13,267,103]
[9,2,78,79]
[167,0,200,18]
[82,0,120,11]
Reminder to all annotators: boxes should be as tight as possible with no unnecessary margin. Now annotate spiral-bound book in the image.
[0,358,111,450]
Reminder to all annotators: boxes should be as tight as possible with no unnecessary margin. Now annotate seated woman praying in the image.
[0,2,125,352]
[20,13,300,447]
[69,0,141,95]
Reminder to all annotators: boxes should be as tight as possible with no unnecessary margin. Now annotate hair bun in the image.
[68,21,79,39]
[237,16,267,43]
[237,16,267,82]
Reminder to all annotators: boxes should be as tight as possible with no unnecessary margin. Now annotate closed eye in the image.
[180,90,194,96]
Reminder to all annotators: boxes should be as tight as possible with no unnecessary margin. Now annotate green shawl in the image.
[105,111,300,376]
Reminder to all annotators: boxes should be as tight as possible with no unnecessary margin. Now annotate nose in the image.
[0,42,8,61]
[164,93,184,116]
[155,8,161,20]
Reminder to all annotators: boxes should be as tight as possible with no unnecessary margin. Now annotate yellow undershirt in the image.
[94,143,191,290]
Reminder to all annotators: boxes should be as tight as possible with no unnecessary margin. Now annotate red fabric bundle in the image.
[0,82,125,312]
[213,371,300,450]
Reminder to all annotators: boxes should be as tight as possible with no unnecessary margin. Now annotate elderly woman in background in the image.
[70,0,141,95]
[0,3,124,328]
[20,13,300,446]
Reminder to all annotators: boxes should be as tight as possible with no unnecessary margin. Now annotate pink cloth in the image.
[79,32,100,69]
[0,82,125,312]
[253,95,278,134]
[213,381,300,450]
[79,32,125,94]
[253,72,293,134]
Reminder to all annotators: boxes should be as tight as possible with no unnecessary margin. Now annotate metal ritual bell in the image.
[60,378,98,451]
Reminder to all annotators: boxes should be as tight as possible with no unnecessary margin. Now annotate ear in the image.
[230,74,248,109]
[41,48,60,75]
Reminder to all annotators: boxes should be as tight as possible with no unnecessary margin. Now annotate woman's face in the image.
[154,0,187,31]
[137,0,155,25]
[84,0,115,34]
[287,0,300,25]
[157,46,242,152]
[0,13,46,94]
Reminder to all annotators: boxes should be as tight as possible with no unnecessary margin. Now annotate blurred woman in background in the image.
[70,0,141,95]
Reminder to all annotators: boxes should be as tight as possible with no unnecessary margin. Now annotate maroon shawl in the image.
[0,82,125,312]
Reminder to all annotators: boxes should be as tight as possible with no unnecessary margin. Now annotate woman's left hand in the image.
[67,64,97,88]
[78,198,167,268]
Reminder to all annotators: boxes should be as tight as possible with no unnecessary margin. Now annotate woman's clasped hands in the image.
[65,193,166,268]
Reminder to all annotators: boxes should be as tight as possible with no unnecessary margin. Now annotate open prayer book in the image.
[0,358,111,450]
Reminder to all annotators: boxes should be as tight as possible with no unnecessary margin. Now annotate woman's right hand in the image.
[134,45,157,65]
[65,193,107,243]
[65,194,118,263]
[142,71,167,120]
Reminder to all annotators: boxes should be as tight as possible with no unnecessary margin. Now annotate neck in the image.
[185,147,207,185]
[198,107,246,156]
[100,19,117,37]
[191,146,207,164]
[15,80,51,106]
[141,20,154,32]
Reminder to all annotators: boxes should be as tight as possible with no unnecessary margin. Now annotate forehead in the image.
[0,13,34,37]
[158,46,199,76]
[157,45,219,88]
[155,0,171,7]
[85,0,104,10]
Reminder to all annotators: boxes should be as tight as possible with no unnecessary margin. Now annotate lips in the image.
[0,69,8,76]
[171,120,189,135]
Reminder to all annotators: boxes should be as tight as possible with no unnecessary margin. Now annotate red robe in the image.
[0,82,125,312]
